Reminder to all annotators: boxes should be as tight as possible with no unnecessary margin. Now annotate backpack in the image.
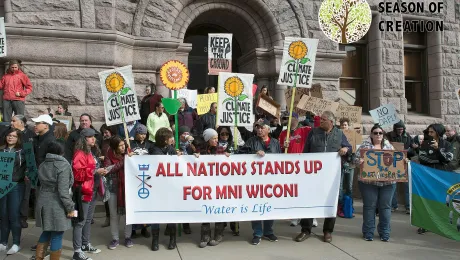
[343,195,354,218]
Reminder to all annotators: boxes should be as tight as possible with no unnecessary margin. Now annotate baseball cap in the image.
[80,128,96,137]
[31,114,53,125]
[254,118,270,127]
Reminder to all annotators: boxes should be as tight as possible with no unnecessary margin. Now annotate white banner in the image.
[98,65,141,126]
[369,103,400,127]
[277,37,319,88]
[217,72,254,127]
[171,89,197,109]
[0,17,6,57]
[125,153,341,224]
[208,33,232,75]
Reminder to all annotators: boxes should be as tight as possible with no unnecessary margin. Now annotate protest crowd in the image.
[0,56,458,260]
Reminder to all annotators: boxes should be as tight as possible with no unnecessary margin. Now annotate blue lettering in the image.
[393,152,404,167]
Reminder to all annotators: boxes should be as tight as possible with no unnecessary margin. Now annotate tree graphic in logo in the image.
[318,0,372,44]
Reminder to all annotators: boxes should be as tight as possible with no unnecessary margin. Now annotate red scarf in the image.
[108,149,126,214]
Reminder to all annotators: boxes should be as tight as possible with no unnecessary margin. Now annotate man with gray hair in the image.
[295,110,352,243]
[445,125,460,172]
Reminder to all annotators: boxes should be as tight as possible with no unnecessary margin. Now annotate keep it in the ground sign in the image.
[0,17,6,57]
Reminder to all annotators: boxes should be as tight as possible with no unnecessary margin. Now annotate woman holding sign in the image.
[0,128,26,255]
[355,124,396,242]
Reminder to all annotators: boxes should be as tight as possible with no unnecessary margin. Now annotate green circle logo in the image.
[318,0,372,44]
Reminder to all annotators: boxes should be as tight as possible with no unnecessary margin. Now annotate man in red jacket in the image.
[0,60,33,122]
[279,112,311,153]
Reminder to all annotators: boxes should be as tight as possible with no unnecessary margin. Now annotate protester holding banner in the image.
[146,102,170,142]
[104,136,135,250]
[238,119,281,245]
[217,126,236,155]
[0,128,26,255]
[149,128,178,251]
[254,86,273,120]
[72,128,105,260]
[177,126,195,156]
[296,111,351,243]
[35,142,76,260]
[416,124,454,235]
[355,124,396,242]
[0,60,33,123]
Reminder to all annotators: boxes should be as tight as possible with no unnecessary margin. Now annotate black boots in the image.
[151,229,159,251]
[208,223,224,246]
[199,224,211,248]
[168,225,177,250]
[183,223,192,234]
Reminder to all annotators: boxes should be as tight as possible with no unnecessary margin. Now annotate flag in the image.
[410,162,460,241]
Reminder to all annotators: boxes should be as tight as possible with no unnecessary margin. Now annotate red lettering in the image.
[220,162,230,176]
[264,162,274,175]
[207,162,216,175]
[203,186,212,200]
[263,184,273,198]
[175,162,183,176]
[314,160,322,173]
[274,161,284,174]
[273,184,283,197]
[183,186,191,200]
[294,161,300,174]
[304,161,313,174]
[251,161,256,175]
[167,163,174,177]
[241,162,247,175]
[192,186,202,200]
[198,163,207,176]
[156,163,166,176]
[256,162,264,175]
[187,162,197,176]
[216,185,227,199]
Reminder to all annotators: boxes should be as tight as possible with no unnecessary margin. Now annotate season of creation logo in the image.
[378,1,444,32]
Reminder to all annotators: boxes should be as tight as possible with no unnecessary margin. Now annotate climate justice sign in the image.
[125,153,341,224]
[208,33,232,75]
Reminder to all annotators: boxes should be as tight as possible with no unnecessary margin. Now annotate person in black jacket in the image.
[31,115,56,168]
[238,119,281,246]
[149,128,178,251]
[65,114,102,162]
[193,103,217,137]
[0,128,27,255]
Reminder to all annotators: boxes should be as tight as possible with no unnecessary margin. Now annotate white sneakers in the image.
[313,218,318,227]
[6,244,21,255]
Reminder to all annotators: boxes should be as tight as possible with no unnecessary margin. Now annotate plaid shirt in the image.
[355,137,396,187]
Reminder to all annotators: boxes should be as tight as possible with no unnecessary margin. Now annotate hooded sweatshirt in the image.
[0,69,33,101]
[385,120,415,158]
[418,124,453,171]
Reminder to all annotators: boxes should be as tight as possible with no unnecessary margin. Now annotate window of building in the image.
[339,41,368,111]
[404,26,428,114]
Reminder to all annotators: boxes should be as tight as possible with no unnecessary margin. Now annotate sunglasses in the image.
[373,132,383,135]
[220,132,229,136]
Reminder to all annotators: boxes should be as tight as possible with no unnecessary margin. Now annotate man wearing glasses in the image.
[295,111,351,243]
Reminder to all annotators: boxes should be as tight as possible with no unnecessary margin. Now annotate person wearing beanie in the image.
[197,128,230,248]
[0,60,33,122]
[178,126,194,156]
[385,120,414,213]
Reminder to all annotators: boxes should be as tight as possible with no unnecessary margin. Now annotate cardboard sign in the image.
[360,149,408,182]
[257,94,281,118]
[309,84,323,98]
[23,142,38,188]
[343,129,362,153]
[217,72,254,127]
[369,104,400,127]
[98,65,141,126]
[197,93,218,115]
[284,88,309,116]
[125,153,341,224]
[54,115,73,131]
[0,18,6,57]
[278,37,319,88]
[296,96,339,116]
[171,89,197,109]
[336,104,362,127]
[391,142,405,151]
[0,152,17,199]
[208,33,232,75]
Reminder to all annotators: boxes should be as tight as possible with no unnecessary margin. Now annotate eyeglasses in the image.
[220,133,229,136]
[6,135,18,138]
[373,132,383,135]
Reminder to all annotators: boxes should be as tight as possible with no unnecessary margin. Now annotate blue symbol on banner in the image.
[137,164,151,199]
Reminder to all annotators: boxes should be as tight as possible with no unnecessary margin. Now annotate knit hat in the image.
[80,128,96,137]
[135,124,147,134]
[203,128,218,142]
[179,126,191,135]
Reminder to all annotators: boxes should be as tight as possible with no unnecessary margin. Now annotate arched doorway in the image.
[184,24,242,93]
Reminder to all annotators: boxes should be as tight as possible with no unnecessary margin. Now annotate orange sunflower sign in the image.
[98,65,140,126]
[277,37,319,88]
[217,72,254,127]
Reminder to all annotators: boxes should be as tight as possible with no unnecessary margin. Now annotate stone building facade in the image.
[0,0,459,132]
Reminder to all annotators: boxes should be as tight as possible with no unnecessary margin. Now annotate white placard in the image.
[0,17,6,57]
[277,37,319,88]
[171,89,197,109]
[98,65,141,126]
[217,72,254,127]
[369,103,400,127]
[208,33,232,75]
[125,153,341,224]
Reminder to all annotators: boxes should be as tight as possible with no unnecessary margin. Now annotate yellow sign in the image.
[197,93,218,115]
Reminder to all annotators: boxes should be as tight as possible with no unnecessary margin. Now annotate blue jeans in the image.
[359,182,396,239]
[339,166,354,205]
[392,182,409,210]
[38,231,64,251]
[0,183,25,246]
[251,220,274,237]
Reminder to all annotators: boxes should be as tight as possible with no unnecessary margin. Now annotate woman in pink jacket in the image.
[0,60,33,122]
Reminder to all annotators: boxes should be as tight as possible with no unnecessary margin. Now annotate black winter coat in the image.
[149,145,177,155]
[33,130,56,168]
[239,136,281,154]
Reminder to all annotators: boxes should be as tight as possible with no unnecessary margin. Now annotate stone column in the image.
[80,0,96,29]
[4,0,12,22]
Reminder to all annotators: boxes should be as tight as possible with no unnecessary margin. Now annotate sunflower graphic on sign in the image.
[222,76,248,103]
[287,41,310,65]
[105,72,132,107]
